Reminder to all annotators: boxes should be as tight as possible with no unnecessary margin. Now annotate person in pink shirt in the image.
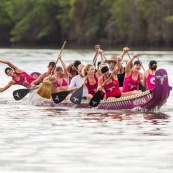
[143,60,157,90]
[97,51,141,100]
[0,59,36,92]
[82,64,102,100]
[122,53,143,93]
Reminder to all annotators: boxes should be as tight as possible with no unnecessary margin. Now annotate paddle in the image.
[89,72,115,107]
[88,90,102,107]
[70,86,84,104]
[70,50,99,104]
[36,41,66,99]
[89,52,126,107]
[51,90,74,104]
[13,86,38,101]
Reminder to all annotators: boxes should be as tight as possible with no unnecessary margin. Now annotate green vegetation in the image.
[0,0,173,48]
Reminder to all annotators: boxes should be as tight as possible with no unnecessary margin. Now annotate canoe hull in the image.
[51,69,171,111]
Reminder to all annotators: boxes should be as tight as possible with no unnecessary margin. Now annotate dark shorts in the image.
[82,97,87,100]
[115,94,121,98]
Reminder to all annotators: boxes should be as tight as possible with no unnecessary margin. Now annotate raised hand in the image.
[123,47,130,52]
[133,53,138,58]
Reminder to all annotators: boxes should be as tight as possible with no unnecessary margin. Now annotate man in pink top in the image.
[0,59,36,92]
[143,60,157,90]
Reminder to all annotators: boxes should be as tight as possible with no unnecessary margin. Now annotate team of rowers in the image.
[0,46,158,101]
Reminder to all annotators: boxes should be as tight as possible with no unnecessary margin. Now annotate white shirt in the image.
[69,75,88,97]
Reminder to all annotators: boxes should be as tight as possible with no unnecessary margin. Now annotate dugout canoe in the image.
[50,69,172,111]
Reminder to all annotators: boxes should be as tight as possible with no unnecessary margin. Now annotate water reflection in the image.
[143,112,169,120]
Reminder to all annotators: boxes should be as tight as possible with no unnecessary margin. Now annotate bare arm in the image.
[97,76,104,91]
[58,55,69,78]
[125,53,138,77]
[0,80,15,92]
[112,56,123,76]
[120,47,130,60]
[142,71,147,87]
[31,72,47,85]
[0,60,22,72]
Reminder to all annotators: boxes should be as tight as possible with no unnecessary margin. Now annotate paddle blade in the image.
[52,90,72,103]
[89,90,101,107]
[13,88,30,100]
[70,86,83,104]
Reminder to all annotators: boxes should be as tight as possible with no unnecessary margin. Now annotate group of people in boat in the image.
[0,46,158,102]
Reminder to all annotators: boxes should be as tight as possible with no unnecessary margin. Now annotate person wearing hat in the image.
[105,55,118,71]
[97,51,141,100]
[142,60,157,90]
[105,47,130,87]
[122,53,143,93]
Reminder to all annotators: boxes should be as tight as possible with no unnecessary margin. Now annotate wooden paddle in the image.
[70,50,99,104]
[36,41,66,99]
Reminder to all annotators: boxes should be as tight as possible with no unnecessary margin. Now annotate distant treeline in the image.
[0,0,173,48]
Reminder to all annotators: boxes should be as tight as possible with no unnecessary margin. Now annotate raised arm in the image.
[98,49,105,65]
[118,47,130,61]
[58,54,69,78]
[0,80,15,92]
[112,56,122,76]
[125,53,138,76]
[0,60,22,72]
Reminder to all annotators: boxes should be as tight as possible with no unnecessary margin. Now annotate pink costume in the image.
[12,72,35,88]
[122,71,140,92]
[86,74,98,96]
[146,71,155,90]
[55,79,68,87]
[103,77,121,99]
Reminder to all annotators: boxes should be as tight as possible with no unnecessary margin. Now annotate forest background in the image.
[0,0,173,50]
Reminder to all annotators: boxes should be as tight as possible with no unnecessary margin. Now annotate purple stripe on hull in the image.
[51,69,171,111]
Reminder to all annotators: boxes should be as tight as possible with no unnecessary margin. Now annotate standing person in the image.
[31,61,56,86]
[143,60,157,90]
[122,53,143,93]
[68,64,88,100]
[0,59,36,92]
